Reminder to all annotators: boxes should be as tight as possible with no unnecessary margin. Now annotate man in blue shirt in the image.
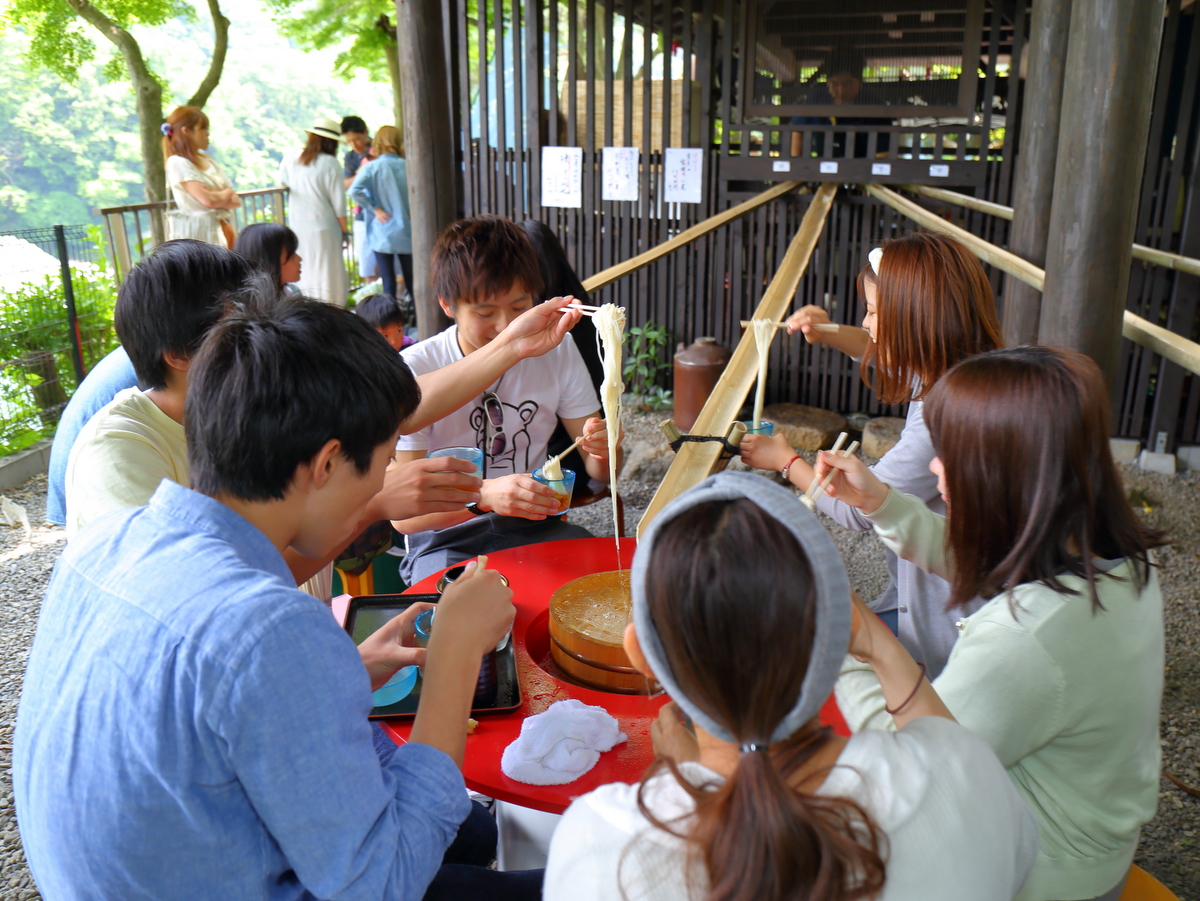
[15,297,539,900]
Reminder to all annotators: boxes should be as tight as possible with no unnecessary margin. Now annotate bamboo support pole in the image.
[901,184,1200,280]
[866,184,1046,291]
[879,184,1200,377]
[636,183,838,538]
[582,181,803,293]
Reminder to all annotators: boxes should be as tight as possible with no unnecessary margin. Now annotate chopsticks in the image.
[739,320,839,333]
[544,436,584,471]
[802,432,861,502]
[559,301,601,317]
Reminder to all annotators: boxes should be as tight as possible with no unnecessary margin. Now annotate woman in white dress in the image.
[544,472,1038,901]
[162,106,240,247]
[277,118,349,306]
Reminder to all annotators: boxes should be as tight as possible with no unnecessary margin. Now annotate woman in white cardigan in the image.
[277,118,348,305]
[817,346,1165,901]
[545,472,1038,901]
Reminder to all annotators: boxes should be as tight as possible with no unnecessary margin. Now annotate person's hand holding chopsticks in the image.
[814,448,890,514]
[785,304,836,343]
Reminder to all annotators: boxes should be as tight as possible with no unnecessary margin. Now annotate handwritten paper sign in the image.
[542,147,583,208]
[663,148,703,204]
[602,147,639,202]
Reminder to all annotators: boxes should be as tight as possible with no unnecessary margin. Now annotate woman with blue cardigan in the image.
[349,125,412,302]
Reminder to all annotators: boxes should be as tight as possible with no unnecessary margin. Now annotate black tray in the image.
[344,593,521,719]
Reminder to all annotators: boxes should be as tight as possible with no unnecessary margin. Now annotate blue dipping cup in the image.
[427,446,484,479]
[742,420,774,437]
[531,467,576,515]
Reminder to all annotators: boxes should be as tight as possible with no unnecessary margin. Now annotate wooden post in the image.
[1003,0,1070,345]
[395,0,456,338]
[1039,0,1166,391]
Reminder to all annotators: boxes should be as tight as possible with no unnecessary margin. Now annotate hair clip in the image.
[160,123,173,137]
[739,743,768,753]
[868,247,883,276]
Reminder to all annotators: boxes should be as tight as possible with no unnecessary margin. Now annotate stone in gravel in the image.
[1139,451,1177,475]
[619,444,675,485]
[1110,438,1141,463]
[763,404,849,451]
[861,417,906,459]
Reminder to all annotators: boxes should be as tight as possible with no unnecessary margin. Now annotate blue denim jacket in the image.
[15,480,469,900]
[349,154,412,254]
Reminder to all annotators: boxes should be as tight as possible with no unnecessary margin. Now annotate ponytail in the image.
[634,725,886,901]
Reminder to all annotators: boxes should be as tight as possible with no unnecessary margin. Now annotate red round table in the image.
[378,537,849,814]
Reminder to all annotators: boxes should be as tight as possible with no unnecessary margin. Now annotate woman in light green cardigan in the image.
[816,346,1165,901]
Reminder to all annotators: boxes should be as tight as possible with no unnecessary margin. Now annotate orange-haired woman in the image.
[741,232,1003,677]
[161,106,239,247]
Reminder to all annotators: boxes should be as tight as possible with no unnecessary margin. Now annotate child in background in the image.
[822,346,1164,901]
[544,471,1037,901]
[740,232,1003,677]
[356,292,414,350]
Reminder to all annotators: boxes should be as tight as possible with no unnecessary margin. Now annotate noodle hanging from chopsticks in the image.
[751,318,776,430]
[593,303,626,555]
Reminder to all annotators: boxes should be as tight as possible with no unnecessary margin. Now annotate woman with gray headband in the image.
[544,472,1036,901]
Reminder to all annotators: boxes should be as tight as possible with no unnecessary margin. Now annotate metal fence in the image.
[98,187,370,297]
[0,224,119,455]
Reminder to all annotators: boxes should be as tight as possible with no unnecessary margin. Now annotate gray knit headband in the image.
[631,471,852,745]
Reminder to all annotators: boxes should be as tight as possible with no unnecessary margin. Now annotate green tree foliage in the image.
[3,0,230,224]
[265,0,403,131]
[0,9,395,232]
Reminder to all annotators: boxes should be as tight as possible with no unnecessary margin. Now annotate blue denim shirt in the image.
[15,481,469,900]
[45,346,138,525]
[349,154,412,254]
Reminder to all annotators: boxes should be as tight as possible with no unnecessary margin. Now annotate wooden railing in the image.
[97,187,289,284]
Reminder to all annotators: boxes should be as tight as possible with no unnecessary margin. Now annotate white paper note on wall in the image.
[542,147,583,208]
[601,147,639,202]
[663,148,704,204]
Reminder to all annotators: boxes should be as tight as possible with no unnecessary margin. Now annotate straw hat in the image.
[305,118,345,142]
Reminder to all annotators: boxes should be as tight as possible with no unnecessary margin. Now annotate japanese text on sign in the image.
[663,148,703,204]
[602,147,639,202]
[542,147,583,208]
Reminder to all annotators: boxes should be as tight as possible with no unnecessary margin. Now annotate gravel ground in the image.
[0,413,1196,898]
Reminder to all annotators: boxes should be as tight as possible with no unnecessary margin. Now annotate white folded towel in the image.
[500,699,628,786]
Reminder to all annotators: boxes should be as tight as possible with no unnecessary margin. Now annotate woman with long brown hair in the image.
[277,118,348,305]
[741,231,1003,678]
[162,106,240,247]
[819,346,1165,901]
[544,472,1037,901]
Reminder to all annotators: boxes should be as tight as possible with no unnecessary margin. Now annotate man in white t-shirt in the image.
[394,216,622,584]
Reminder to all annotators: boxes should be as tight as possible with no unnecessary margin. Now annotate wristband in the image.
[465,502,489,516]
[781,454,802,482]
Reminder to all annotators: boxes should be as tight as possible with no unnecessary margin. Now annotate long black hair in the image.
[233,223,299,292]
[521,219,602,389]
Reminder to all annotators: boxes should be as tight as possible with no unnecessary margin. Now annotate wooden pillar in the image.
[395,0,456,338]
[1039,0,1166,391]
[1003,0,1070,346]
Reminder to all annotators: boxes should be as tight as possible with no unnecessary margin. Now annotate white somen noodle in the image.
[592,303,626,552]
[751,318,776,430]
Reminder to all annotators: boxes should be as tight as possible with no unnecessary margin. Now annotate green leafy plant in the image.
[623,321,673,410]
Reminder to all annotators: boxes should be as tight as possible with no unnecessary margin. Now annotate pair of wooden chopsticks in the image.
[559,301,601,317]
[739,319,839,333]
[804,431,860,501]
